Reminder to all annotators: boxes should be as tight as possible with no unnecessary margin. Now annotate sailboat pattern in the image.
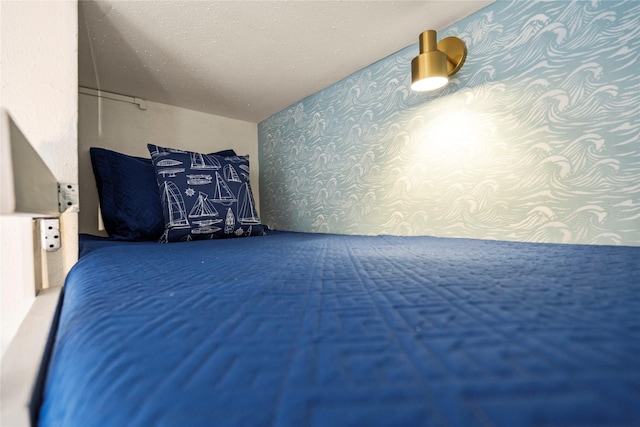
[224,164,241,183]
[238,183,261,225]
[188,192,219,218]
[212,172,237,205]
[149,144,265,242]
[160,181,190,229]
[190,152,221,170]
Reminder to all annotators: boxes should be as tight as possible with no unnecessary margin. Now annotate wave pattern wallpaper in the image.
[258,0,640,246]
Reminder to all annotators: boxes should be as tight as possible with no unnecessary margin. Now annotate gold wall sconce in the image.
[411,30,467,91]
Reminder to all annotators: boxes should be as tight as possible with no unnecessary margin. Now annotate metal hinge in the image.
[40,218,61,251]
[58,183,79,213]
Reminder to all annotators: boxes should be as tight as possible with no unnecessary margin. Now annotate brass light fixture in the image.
[411,30,467,91]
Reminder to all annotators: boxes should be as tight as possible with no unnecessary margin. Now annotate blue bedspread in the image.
[39,231,640,426]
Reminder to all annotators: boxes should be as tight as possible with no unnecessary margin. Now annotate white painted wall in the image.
[0,218,36,356]
[0,0,78,355]
[78,93,259,235]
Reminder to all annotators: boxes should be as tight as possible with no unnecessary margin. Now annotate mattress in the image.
[39,231,640,426]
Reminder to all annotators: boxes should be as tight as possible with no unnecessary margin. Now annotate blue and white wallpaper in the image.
[258,0,640,246]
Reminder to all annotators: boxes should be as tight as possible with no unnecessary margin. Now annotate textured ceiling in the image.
[79,0,493,123]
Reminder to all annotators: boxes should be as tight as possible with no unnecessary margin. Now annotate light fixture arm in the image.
[437,36,467,77]
[419,30,439,54]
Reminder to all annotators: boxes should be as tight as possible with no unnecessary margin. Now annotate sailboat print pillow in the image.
[147,144,266,243]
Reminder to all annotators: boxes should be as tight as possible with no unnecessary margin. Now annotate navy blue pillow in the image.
[90,147,237,241]
[147,144,266,243]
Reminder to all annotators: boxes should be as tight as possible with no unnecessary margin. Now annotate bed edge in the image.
[1,287,62,427]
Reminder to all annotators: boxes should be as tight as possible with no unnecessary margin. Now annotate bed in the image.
[38,230,639,426]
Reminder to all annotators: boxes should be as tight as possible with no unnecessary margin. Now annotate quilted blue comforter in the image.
[39,231,640,426]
